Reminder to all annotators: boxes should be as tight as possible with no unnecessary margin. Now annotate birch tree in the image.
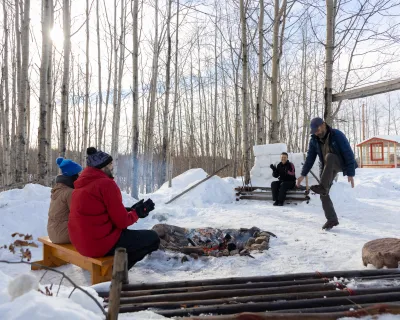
[16,0,30,182]
[2,1,10,184]
[145,0,159,191]
[269,0,287,143]
[131,0,140,198]
[60,0,70,158]
[256,0,265,145]
[38,0,51,185]
[240,0,250,184]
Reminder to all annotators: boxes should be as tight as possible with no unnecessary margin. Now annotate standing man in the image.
[69,147,160,270]
[297,118,357,230]
[270,152,296,206]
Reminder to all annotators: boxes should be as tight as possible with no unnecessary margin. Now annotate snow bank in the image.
[152,168,235,207]
[0,272,104,320]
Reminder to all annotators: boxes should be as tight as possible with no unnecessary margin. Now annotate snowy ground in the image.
[0,168,400,319]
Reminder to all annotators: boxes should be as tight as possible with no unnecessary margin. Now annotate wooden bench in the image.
[31,236,114,284]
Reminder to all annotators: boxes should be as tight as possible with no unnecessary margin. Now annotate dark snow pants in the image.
[320,153,342,222]
[271,180,296,202]
[106,229,160,270]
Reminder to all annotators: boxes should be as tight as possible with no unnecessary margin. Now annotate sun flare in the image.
[50,27,64,47]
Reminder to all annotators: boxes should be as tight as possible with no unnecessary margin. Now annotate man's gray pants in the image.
[319,153,342,222]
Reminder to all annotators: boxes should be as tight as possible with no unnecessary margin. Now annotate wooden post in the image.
[362,104,365,141]
[395,143,398,168]
[107,248,126,320]
[360,145,363,168]
[122,252,129,285]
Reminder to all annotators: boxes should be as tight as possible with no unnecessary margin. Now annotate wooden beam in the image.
[332,78,400,102]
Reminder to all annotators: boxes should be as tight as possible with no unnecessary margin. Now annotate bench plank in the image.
[37,236,113,266]
[32,236,114,284]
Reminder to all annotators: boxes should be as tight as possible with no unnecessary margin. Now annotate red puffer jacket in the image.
[68,167,138,257]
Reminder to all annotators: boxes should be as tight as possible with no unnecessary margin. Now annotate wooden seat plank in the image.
[37,236,113,266]
[32,236,114,284]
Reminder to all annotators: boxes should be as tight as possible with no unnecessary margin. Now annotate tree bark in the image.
[240,0,250,184]
[38,0,51,185]
[324,0,334,125]
[83,0,90,161]
[167,0,179,188]
[161,0,172,185]
[96,0,103,149]
[130,0,139,199]
[146,0,159,191]
[2,1,11,184]
[256,0,265,145]
[60,0,70,158]
[46,0,54,183]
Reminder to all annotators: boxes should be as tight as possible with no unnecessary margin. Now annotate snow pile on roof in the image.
[358,135,400,145]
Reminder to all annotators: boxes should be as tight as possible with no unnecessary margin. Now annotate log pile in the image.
[96,269,400,318]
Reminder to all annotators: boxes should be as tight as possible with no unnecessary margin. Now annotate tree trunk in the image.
[256,0,265,145]
[145,0,159,191]
[83,0,90,161]
[115,0,127,179]
[240,0,250,184]
[212,8,218,172]
[111,0,120,176]
[270,0,282,143]
[38,0,51,185]
[96,0,103,149]
[2,1,11,184]
[46,0,54,184]
[131,0,139,199]
[161,0,172,185]
[0,71,5,185]
[60,0,70,158]
[324,0,334,125]
[167,0,179,188]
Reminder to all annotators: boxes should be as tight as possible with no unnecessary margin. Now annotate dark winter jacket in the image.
[272,161,296,182]
[68,167,139,257]
[301,126,357,177]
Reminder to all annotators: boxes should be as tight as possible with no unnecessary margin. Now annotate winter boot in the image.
[322,220,339,230]
[273,201,279,206]
[310,185,328,196]
[277,201,284,206]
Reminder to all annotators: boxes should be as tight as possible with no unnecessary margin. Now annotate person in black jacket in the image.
[270,152,296,206]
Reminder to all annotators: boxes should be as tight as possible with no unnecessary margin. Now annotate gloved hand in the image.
[132,199,155,218]
[270,164,277,171]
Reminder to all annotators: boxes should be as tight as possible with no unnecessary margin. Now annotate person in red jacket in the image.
[68,147,160,270]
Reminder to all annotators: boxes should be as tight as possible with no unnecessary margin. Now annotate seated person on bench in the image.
[68,147,160,270]
[270,152,296,206]
[47,157,82,244]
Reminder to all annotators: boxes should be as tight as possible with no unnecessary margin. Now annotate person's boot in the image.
[310,185,328,196]
[322,220,339,230]
[273,201,279,206]
[277,201,284,206]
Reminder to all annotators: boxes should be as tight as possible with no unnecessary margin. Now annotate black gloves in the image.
[131,199,155,218]
[270,164,277,171]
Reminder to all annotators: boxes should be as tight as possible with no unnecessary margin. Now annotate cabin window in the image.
[370,142,384,161]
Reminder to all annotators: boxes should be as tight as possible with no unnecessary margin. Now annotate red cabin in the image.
[357,136,400,168]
